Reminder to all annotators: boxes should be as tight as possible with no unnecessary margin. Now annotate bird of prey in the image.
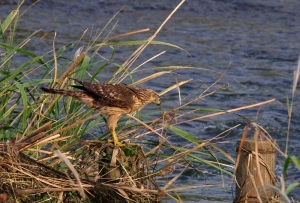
[40,79,160,146]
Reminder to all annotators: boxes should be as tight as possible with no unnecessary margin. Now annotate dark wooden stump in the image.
[235,139,277,203]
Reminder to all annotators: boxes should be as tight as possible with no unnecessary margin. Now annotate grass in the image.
[0,0,299,202]
[278,56,300,202]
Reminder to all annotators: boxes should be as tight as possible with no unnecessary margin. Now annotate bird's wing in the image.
[75,81,137,109]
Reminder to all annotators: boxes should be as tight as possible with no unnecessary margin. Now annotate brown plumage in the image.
[40,79,160,146]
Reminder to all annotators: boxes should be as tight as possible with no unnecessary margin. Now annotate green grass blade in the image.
[188,153,233,176]
[0,42,46,66]
[0,30,41,68]
[0,56,43,84]
[15,81,28,129]
[285,182,300,195]
[2,103,17,119]
[168,125,200,144]
[283,156,300,174]
[0,10,18,34]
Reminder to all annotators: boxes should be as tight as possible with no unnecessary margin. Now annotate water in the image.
[1,0,300,202]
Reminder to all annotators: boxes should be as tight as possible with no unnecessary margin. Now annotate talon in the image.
[108,139,125,147]
[110,130,125,147]
[114,141,125,147]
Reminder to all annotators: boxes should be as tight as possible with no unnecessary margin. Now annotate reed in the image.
[1,1,298,202]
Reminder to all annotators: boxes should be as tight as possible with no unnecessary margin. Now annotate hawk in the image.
[40,79,160,146]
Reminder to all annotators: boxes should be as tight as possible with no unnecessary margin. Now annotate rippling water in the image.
[1,0,300,201]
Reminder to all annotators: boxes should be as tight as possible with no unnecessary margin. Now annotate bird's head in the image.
[136,88,161,106]
[148,89,161,105]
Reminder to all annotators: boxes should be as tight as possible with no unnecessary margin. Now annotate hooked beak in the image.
[156,99,161,106]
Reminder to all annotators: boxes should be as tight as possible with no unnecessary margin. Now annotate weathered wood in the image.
[235,139,277,203]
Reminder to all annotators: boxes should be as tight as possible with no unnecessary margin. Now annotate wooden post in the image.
[235,139,277,203]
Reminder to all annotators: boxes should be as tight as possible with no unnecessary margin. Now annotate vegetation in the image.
[0,1,299,202]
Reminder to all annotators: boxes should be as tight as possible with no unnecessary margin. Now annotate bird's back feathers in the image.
[40,79,159,113]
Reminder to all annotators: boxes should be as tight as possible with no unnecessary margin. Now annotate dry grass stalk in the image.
[0,127,162,202]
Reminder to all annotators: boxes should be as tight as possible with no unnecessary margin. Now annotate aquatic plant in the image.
[1,0,298,202]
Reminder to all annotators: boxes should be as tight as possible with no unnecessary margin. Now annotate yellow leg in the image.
[111,130,125,147]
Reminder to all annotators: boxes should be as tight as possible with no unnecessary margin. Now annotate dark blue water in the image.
[1,0,300,202]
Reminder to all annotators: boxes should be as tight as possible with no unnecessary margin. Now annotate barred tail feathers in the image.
[40,87,81,97]
[40,87,94,106]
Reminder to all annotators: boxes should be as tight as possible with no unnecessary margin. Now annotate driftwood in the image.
[0,122,161,202]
